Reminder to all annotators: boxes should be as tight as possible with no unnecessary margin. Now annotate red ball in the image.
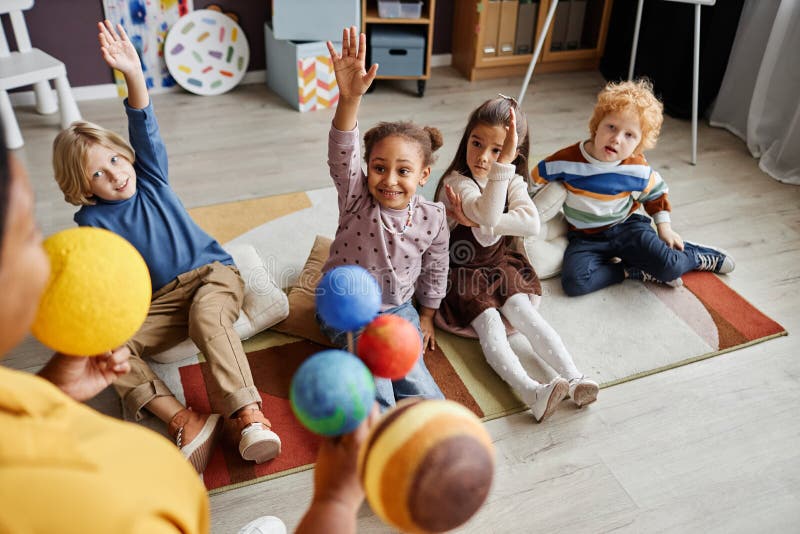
[357,315,422,380]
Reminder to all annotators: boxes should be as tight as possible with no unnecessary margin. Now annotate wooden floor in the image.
[6,68,800,533]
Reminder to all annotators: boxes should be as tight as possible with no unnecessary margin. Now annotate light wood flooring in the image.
[5,68,800,533]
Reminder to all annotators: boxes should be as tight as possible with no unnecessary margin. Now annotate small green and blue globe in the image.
[290,349,376,436]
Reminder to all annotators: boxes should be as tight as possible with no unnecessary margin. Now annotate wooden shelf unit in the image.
[361,0,436,95]
[452,0,613,81]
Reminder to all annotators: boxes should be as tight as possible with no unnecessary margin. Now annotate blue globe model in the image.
[316,265,381,331]
[290,349,376,436]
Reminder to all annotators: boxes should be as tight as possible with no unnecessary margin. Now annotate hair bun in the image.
[424,126,444,152]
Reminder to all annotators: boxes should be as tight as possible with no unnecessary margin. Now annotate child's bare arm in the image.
[98,20,149,109]
[327,26,378,132]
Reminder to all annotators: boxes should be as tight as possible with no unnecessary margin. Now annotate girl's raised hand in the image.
[327,26,378,99]
[98,20,141,77]
[498,107,518,165]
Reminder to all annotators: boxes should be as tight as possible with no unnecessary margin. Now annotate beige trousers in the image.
[115,261,260,420]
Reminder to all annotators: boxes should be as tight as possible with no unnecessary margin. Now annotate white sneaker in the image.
[239,423,282,464]
[238,515,287,534]
[568,376,599,407]
[235,408,282,464]
[526,377,569,423]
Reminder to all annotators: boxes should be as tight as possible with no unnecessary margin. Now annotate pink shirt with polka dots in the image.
[322,125,449,310]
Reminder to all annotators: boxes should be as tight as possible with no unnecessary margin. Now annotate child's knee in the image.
[560,268,594,296]
[561,276,593,297]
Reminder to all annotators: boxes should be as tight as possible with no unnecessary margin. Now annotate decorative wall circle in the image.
[164,9,249,96]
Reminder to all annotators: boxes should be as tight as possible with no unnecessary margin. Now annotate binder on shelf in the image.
[550,0,570,51]
[497,0,519,56]
[482,0,502,57]
[514,0,538,55]
[566,0,587,50]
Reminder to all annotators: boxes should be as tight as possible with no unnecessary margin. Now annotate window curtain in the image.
[709,0,800,185]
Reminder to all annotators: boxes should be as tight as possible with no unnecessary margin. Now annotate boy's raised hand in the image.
[327,26,378,99]
[98,20,141,77]
[498,107,518,165]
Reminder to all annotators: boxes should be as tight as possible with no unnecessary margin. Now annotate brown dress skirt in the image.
[438,223,541,329]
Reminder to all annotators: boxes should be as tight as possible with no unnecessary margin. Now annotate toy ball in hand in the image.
[290,349,376,437]
[31,227,151,356]
[316,265,381,331]
[358,398,495,534]
[357,314,421,380]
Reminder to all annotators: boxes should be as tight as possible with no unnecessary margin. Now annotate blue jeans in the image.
[317,301,444,411]
[561,214,703,296]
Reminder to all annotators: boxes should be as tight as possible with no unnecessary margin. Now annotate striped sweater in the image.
[532,142,671,233]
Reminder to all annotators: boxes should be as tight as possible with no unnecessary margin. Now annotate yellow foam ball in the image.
[32,227,151,356]
[358,399,495,533]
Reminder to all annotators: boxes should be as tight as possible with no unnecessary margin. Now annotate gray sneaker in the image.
[626,267,683,288]
[687,242,735,274]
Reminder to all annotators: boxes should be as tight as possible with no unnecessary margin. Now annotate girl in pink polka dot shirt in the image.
[317,27,448,409]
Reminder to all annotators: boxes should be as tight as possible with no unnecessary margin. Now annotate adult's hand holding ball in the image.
[31,227,151,356]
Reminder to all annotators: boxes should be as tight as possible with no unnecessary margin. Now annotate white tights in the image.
[500,293,581,380]
[470,293,581,404]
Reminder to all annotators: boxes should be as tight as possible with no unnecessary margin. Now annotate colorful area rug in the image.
[185,188,786,494]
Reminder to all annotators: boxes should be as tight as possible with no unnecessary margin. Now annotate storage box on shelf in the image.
[271,0,360,42]
[362,0,436,96]
[370,26,426,76]
[452,0,613,81]
[377,0,423,18]
[264,23,339,112]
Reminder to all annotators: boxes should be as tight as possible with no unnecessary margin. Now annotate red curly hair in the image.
[588,79,663,154]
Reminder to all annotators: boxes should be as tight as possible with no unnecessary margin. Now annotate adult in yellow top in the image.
[0,99,376,532]
[0,124,209,531]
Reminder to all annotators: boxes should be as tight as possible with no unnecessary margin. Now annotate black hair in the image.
[434,96,530,203]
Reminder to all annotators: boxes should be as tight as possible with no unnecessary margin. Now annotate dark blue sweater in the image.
[75,101,232,293]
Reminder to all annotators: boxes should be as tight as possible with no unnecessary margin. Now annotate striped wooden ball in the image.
[358,399,494,533]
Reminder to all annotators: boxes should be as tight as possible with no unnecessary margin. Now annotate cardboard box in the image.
[265,23,340,112]
[272,0,360,42]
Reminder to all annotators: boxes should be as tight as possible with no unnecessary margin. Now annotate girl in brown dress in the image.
[435,96,598,422]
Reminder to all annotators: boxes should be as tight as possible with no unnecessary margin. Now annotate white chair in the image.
[0,0,80,149]
[629,0,717,165]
